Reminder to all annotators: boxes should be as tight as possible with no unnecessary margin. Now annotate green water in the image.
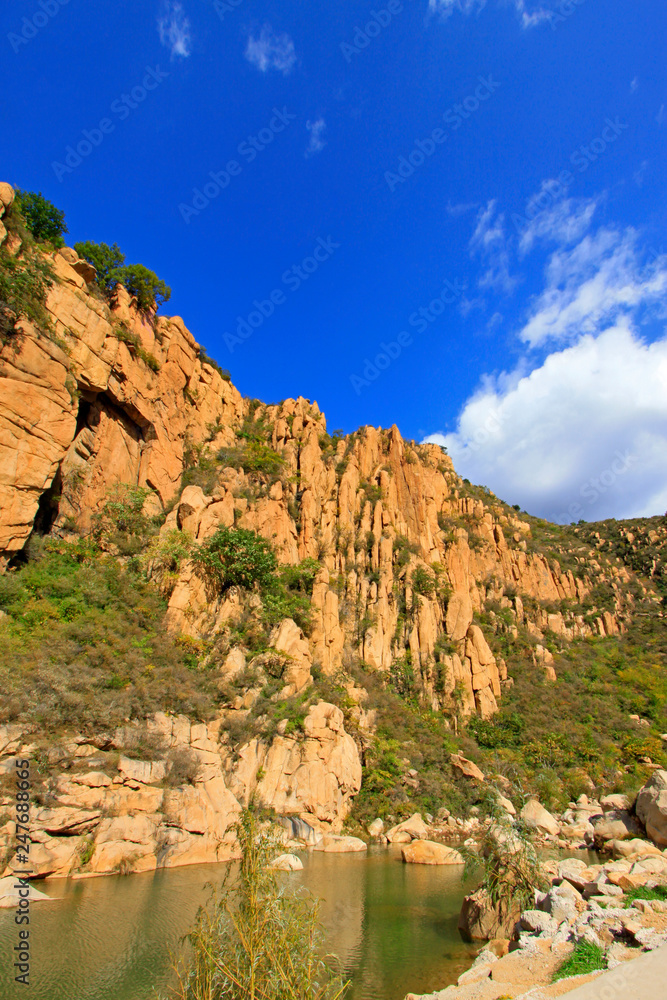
[0,846,479,1000]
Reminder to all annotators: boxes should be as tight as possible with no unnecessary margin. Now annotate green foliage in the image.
[72,240,171,310]
[93,483,156,554]
[411,565,435,598]
[121,262,171,311]
[73,241,125,292]
[462,816,548,913]
[393,535,419,572]
[193,527,277,594]
[0,247,55,340]
[167,810,348,1000]
[0,537,222,732]
[552,940,605,982]
[15,190,67,247]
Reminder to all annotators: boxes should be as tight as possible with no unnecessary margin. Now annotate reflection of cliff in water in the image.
[293,846,478,1000]
[0,847,477,1000]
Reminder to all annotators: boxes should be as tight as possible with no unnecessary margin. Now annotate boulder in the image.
[450,753,485,782]
[270,618,312,697]
[593,809,643,846]
[268,853,303,871]
[520,909,558,936]
[635,769,667,846]
[386,813,429,843]
[367,818,384,837]
[458,888,521,942]
[0,876,54,908]
[118,756,167,784]
[520,799,560,837]
[313,834,367,853]
[601,793,632,812]
[612,837,664,859]
[401,841,464,865]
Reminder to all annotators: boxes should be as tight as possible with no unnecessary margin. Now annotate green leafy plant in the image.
[120,262,171,311]
[166,810,349,1000]
[73,240,125,292]
[15,190,67,247]
[193,527,277,594]
[462,815,548,913]
[73,240,171,311]
[0,248,55,340]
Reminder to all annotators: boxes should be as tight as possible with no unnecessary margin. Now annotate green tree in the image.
[73,241,126,292]
[193,527,277,593]
[15,190,68,247]
[120,263,171,311]
[167,811,348,1000]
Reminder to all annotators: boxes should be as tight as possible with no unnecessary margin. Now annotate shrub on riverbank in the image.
[166,811,348,1000]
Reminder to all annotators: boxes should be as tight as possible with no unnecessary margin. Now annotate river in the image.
[0,845,481,1000]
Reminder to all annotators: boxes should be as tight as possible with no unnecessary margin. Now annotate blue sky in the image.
[2,0,666,521]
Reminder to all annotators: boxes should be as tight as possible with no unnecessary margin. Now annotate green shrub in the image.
[193,527,277,594]
[15,190,67,247]
[73,240,125,292]
[93,483,156,552]
[72,241,170,311]
[0,247,55,340]
[120,263,171,311]
[411,565,435,598]
[462,816,548,913]
[166,811,348,1000]
[0,537,221,732]
[552,940,605,982]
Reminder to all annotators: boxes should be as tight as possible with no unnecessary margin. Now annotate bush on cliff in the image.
[193,526,277,594]
[167,810,348,1000]
[0,536,221,731]
[73,239,171,311]
[15,190,68,247]
[73,240,125,293]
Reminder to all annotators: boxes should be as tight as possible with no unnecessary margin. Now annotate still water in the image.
[0,846,479,1000]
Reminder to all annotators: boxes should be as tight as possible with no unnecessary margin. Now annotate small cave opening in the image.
[32,466,64,538]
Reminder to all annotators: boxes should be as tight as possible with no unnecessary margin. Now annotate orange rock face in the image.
[0,182,627,720]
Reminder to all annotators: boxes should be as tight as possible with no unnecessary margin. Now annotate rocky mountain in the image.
[1,182,665,879]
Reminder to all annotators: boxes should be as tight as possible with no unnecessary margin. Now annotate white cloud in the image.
[428,0,552,28]
[518,187,599,256]
[305,119,327,157]
[245,25,296,75]
[424,323,667,522]
[158,1,191,59]
[518,226,667,347]
[630,77,639,93]
[469,200,519,294]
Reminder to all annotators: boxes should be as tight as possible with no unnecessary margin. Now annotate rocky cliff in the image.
[1,182,664,878]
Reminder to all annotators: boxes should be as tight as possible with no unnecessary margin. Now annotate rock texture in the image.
[636,770,667,847]
[0,180,631,724]
[0,702,360,878]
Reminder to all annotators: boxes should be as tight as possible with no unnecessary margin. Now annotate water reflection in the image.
[0,846,478,1000]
